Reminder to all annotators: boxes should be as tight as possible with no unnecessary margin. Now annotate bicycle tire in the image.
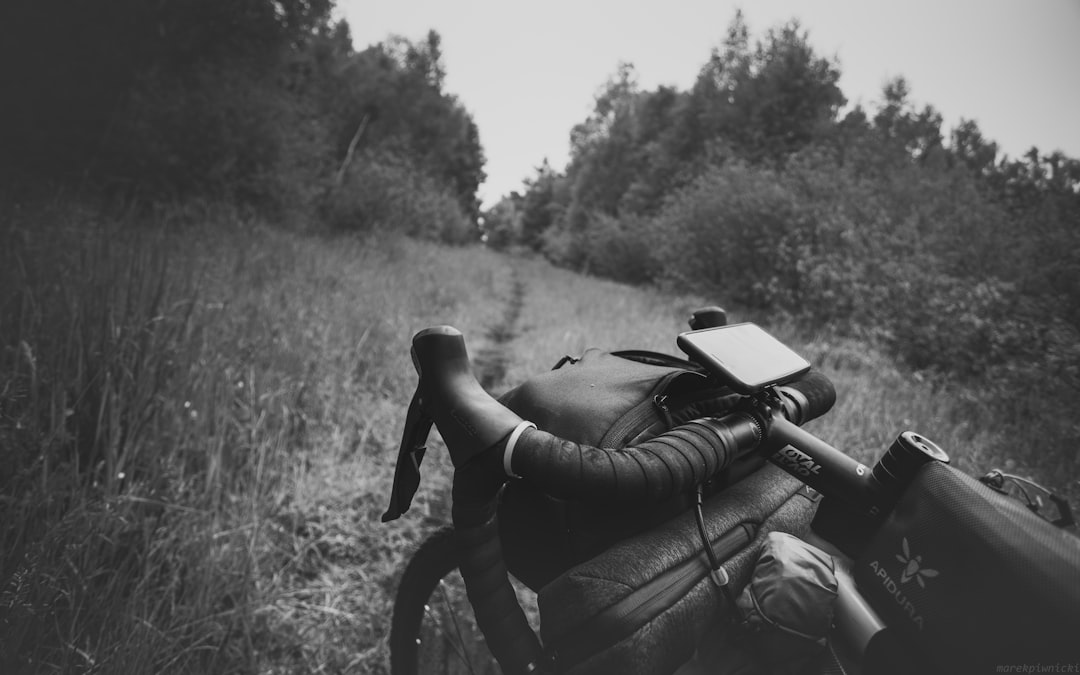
[389,526,502,675]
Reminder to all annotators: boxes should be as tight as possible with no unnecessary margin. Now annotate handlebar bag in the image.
[537,464,821,675]
[853,461,1080,673]
[495,348,756,590]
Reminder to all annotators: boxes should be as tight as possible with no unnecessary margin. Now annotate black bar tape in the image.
[451,441,508,528]
[456,517,549,674]
[510,413,763,503]
[775,370,836,426]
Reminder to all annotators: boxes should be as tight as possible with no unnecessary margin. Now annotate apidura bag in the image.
[854,461,1080,673]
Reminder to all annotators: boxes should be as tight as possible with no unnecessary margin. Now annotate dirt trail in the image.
[473,269,526,392]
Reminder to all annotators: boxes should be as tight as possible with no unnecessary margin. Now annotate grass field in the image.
[1,202,1074,673]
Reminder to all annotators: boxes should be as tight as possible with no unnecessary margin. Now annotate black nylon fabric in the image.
[538,466,819,675]
[496,349,753,590]
[854,461,1080,673]
[498,348,714,447]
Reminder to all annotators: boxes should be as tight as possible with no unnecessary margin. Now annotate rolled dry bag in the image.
[854,461,1080,673]
[537,464,820,675]
[733,532,838,674]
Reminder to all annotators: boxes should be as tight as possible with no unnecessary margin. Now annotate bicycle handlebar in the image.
[507,415,762,502]
[382,325,846,674]
[383,326,838,524]
[384,324,960,674]
[504,368,835,505]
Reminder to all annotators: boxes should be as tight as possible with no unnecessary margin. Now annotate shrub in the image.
[652,161,801,307]
[639,148,1064,386]
[323,150,476,244]
[881,272,1025,377]
[99,63,333,216]
[580,212,662,284]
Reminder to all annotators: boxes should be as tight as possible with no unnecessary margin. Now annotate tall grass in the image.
[0,202,304,673]
[4,205,216,672]
[0,200,515,673]
[1,201,1073,674]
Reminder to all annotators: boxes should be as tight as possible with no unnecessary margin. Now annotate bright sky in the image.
[338,0,1080,209]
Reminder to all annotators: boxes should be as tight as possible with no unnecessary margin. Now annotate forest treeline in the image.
[3,3,1076,448]
[0,0,483,241]
[483,13,1080,418]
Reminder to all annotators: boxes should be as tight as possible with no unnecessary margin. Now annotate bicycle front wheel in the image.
[389,526,502,675]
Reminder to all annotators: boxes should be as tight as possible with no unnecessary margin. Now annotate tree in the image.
[688,13,845,164]
[949,119,998,175]
[481,193,524,250]
[872,77,944,163]
[0,0,336,204]
[742,21,846,160]
[569,62,640,160]
[518,161,563,249]
[343,35,486,220]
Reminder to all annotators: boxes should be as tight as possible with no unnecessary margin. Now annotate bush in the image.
[323,150,476,244]
[652,161,802,307]
[580,212,662,284]
[882,272,1025,378]
[85,62,336,219]
[635,148,1064,385]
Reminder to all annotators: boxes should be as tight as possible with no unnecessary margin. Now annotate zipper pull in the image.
[653,394,674,429]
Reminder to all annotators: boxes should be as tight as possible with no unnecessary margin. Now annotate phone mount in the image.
[677,323,812,395]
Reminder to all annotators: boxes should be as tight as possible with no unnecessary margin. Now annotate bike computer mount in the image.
[677,322,812,395]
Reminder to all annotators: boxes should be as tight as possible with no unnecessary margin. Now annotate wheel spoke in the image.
[391,527,523,675]
[425,578,476,674]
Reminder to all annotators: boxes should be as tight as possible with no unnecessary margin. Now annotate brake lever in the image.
[381,389,434,522]
[383,326,525,522]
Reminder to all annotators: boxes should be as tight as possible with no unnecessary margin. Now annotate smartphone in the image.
[676,322,811,394]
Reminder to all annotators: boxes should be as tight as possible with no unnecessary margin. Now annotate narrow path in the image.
[473,268,526,392]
